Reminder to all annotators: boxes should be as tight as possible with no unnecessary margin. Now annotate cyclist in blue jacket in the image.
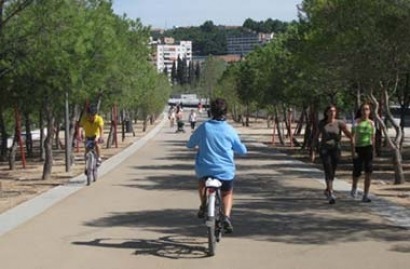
[187,98,247,233]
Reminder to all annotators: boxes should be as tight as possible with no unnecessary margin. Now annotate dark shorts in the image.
[353,145,373,177]
[200,177,234,192]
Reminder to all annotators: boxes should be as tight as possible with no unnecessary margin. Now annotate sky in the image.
[111,0,301,29]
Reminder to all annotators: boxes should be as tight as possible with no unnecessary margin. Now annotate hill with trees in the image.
[151,19,292,56]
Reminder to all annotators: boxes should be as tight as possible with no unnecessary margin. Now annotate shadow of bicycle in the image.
[72,235,209,259]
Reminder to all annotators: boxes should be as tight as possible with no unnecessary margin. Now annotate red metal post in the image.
[288,108,294,147]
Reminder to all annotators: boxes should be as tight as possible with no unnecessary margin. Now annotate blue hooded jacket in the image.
[187,120,247,180]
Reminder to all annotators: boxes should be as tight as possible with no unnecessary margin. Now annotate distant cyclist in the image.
[187,98,247,233]
[80,106,104,170]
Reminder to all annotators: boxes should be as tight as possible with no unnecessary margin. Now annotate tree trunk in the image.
[231,104,239,122]
[8,135,18,170]
[374,94,383,157]
[255,108,259,122]
[54,121,61,149]
[245,104,250,127]
[142,112,148,132]
[392,149,405,184]
[306,103,319,154]
[0,105,8,161]
[274,106,285,145]
[39,109,45,161]
[68,104,80,166]
[295,108,305,136]
[370,89,405,184]
[24,110,33,158]
[267,115,273,128]
[134,107,139,124]
[106,107,115,148]
[399,105,409,147]
[106,124,114,149]
[42,105,55,180]
[302,121,311,150]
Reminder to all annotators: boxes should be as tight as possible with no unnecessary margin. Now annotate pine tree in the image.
[171,61,177,85]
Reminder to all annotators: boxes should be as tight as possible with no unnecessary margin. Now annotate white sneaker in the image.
[328,193,336,204]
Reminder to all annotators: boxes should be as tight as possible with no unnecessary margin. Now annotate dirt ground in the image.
[0,119,160,214]
[0,116,409,215]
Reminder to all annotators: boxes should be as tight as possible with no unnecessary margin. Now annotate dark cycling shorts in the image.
[353,145,373,177]
[200,177,234,192]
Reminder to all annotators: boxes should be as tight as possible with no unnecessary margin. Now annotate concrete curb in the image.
[0,115,167,237]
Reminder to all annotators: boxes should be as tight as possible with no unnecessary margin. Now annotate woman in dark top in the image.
[311,105,354,204]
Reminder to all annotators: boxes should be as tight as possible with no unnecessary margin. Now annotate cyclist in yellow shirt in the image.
[80,106,104,166]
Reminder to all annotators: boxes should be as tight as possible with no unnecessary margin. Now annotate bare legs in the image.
[198,180,206,205]
[222,190,233,217]
[351,173,372,201]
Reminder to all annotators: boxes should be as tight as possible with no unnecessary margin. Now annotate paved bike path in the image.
[0,116,409,269]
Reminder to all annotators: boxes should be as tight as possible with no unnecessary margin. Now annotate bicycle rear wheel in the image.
[215,191,223,242]
[207,221,216,256]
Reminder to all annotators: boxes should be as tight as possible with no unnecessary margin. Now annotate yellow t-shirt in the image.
[80,115,104,138]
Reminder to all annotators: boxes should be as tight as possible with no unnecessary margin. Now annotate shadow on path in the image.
[73,235,208,259]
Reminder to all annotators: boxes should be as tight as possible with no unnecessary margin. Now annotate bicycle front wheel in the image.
[215,191,223,242]
[93,167,98,182]
[86,152,93,185]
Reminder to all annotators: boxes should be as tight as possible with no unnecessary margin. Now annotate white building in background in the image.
[150,38,192,78]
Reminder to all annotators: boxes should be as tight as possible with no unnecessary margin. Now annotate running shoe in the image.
[361,195,372,203]
[197,204,206,218]
[350,188,358,199]
[328,193,336,204]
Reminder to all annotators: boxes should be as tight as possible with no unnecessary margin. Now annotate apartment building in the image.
[226,32,274,55]
[150,38,192,77]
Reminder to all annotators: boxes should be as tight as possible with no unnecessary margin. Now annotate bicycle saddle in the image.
[205,178,222,188]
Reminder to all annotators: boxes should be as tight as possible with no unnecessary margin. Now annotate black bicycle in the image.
[84,138,98,186]
[203,177,224,256]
